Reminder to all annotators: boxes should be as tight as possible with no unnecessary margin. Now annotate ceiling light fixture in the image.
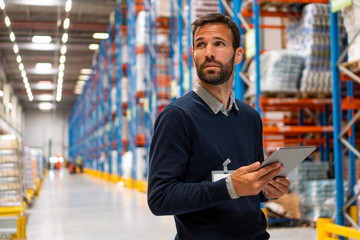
[2,10,33,101]
[93,33,109,39]
[62,33,68,43]
[4,16,10,27]
[59,55,66,64]
[78,75,89,81]
[65,0,72,12]
[59,63,65,71]
[9,32,15,42]
[89,44,99,50]
[63,18,70,29]
[0,0,5,9]
[36,63,52,70]
[19,63,24,71]
[32,35,52,43]
[60,45,67,54]
[39,102,53,111]
[13,44,19,54]
[80,69,93,75]
[57,0,72,102]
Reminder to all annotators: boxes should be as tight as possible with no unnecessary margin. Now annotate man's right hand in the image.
[230,162,283,197]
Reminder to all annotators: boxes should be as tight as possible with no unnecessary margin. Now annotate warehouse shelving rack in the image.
[239,0,359,230]
[329,1,360,228]
[240,0,335,161]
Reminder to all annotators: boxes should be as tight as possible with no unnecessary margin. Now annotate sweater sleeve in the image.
[147,105,231,216]
[255,112,268,203]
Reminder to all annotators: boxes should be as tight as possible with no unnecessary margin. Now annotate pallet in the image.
[300,91,332,99]
[261,91,300,98]
[341,59,360,74]
[242,0,305,12]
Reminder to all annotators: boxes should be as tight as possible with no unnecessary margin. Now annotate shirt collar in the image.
[193,82,239,115]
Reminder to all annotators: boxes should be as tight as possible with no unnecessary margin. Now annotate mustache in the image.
[200,57,223,69]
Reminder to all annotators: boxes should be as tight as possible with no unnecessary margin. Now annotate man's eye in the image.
[196,43,205,48]
[215,41,225,46]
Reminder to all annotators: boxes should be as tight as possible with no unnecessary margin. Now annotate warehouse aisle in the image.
[25,169,317,240]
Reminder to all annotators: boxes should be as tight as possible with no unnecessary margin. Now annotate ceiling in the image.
[0,0,117,111]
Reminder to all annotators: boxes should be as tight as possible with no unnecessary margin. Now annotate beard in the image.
[195,54,235,86]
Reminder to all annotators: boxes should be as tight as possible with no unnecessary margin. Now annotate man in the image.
[147,13,290,240]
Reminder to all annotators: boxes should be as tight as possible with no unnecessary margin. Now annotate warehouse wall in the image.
[23,108,71,160]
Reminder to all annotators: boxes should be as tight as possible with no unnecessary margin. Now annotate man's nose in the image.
[205,46,215,59]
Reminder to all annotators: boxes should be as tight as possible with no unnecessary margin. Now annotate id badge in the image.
[211,158,234,182]
[212,170,235,182]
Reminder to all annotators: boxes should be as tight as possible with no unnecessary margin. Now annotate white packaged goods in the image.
[247,50,304,94]
[0,135,25,207]
[190,0,219,22]
[121,77,128,104]
[342,5,360,62]
[287,3,346,94]
[111,87,117,113]
[135,147,147,181]
[156,0,171,17]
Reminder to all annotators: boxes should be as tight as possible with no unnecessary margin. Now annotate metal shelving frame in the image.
[330,1,360,228]
[114,1,124,178]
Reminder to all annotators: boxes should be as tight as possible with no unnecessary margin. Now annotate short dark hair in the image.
[191,13,240,51]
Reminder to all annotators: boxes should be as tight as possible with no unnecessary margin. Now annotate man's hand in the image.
[262,176,290,200]
[230,162,284,197]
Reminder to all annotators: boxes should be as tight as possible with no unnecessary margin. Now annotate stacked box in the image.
[248,50,304,94]
[303,180,348,221]
[287,3,346,94]
[342,5,360,62]
[190,0,219,21]
[288,161,329,193]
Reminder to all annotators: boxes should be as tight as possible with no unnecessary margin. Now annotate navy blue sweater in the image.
[148,91,269,240]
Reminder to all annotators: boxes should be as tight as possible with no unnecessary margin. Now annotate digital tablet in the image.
[260,146,317,177]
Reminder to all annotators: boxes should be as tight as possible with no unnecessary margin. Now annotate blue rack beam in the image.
[329,3,345,226]
[115,1,124,177]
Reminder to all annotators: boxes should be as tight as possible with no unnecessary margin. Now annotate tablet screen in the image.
[260,146,317,177]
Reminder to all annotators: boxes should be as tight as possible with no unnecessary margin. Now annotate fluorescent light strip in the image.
[57,3,72,102]
[9,32,15,42]
[32,35,52,43]
[1,12,33,101]
[0,0,5,9]
[62,33,68,43]
[4,16,10,27]
[61,45,67,54]
[93,33,109,39]
[63,18,70,29]
[13,44,19,54]
[65,0,72,12]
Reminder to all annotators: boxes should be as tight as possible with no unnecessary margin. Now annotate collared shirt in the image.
[193,82,239,199]
[193,82,239,116]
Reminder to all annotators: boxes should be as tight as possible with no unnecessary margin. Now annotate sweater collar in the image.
[193,82,239,115]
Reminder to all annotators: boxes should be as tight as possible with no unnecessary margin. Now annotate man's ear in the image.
[234,47,243,65]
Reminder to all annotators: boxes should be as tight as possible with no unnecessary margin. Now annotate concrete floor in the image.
[25,169,317,240]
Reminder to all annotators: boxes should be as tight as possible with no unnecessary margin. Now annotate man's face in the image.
[193,23,239,86]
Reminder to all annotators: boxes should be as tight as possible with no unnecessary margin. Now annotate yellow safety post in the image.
[317,217,360,240]
[350,205,358,225]
[317,218,333,240]
[110,174,120,183]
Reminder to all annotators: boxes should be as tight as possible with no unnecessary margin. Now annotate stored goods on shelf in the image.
[342,5,360,62]
[287,3,346,94]
[0,135,24,208]
[247,50,304,94]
